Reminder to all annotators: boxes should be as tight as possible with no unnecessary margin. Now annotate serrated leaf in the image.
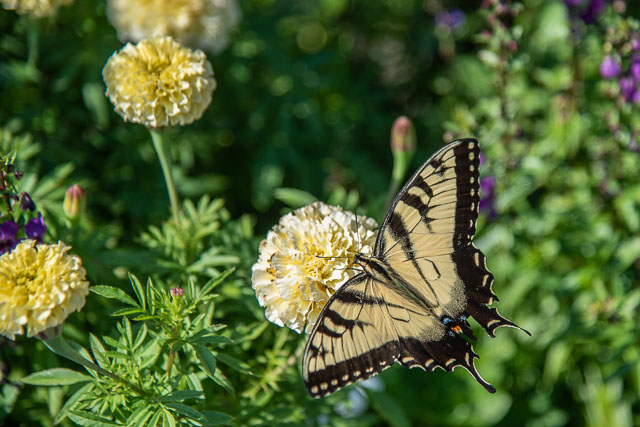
[165,403,205,422]
[194,344,217,379]
[199,268,235,298]
[68,410,120,426]
[102,336,127,351]
[160,390,204,403]
[55,383,94,423]
[91,285,138,307]
[129,274,146,309]
[110,307,146,317]
[127,405,153,426]
[21,368,92,386]
[163,408,177,427]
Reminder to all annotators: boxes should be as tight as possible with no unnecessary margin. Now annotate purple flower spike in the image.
[0,220,19,254]
[581,0,609,25]
[479,176,498,219]
[600,55,621,79]
[631,62,640,82]
[25,213,47,242]
[619,77,637,102]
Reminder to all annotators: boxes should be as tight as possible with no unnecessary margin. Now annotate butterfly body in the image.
[303,139,528,398]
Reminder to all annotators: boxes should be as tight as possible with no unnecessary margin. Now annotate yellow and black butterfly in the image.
[303,138,529,398]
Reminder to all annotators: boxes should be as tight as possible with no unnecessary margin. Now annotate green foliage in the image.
[1,0,639,426]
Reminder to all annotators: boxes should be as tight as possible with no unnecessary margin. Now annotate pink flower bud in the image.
[390,116,416,154]
[63,185,86,218]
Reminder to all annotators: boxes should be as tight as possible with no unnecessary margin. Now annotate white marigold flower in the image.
[102,36,216,128]
[106,0,241,54]
[251,202,378,334]
[0,0,73,17]
[0,240,90,339]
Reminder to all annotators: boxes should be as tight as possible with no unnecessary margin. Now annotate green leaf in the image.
[68,410,120,426]
[110,307,145,317]
[21,368,92,386]
[90,285,138,308]
[165,403,206,422]
[215,352,251,374]
[194,344,217,379]
[55,383,94,424]
[160,390,204,403]
[189,329,232,345]
[199,268,235,298]
[202,410,234,425]
[127,405,153,427]
[212,368,234,395]
[273,187,317,208]
[130,273,146,310]
[162,409,176,427]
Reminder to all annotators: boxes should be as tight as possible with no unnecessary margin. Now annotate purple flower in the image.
[479,176,498,219]
[600,55,621,79]
[631,62,640,82]
[25,213,46,242]
[580,0,609,25]
[0,220,19,254]
[619,77,637,102]
[435,9,466,29]
[564,0,610,26]
[20,192,35,211]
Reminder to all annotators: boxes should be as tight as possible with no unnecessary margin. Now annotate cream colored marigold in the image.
[0,0,73,17]
[251,202,378,334]
[0,240,89,339]
[107,0,241,54]
[102,36,216,128]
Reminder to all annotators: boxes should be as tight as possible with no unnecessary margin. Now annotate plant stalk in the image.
[150,129,180,223]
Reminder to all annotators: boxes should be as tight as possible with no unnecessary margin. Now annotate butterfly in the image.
[302,138,529,398]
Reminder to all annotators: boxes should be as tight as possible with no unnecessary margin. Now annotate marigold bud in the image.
[390,116,416,154]
[63,184,86,218]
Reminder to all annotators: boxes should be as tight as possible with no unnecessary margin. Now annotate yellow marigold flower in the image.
[102,36,216,128]
[106,0,241,53]
[0,0,73,17]
[0,240,89,339]
[251,202,378,334]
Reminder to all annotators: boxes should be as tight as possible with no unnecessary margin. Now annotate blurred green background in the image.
[1,0,639,426]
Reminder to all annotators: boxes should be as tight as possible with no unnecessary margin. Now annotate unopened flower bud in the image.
[20,192,35,212]
[390,116,416,154]
[63,185,86,218]
[170,287,185,297]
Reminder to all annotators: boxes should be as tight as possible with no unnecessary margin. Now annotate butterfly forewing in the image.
[302,138,527,398]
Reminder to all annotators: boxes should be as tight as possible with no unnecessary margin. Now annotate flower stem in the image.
[43,335,146,395]
[26,19,39,67]
[150,129,180,223]
[166,348,175,380]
